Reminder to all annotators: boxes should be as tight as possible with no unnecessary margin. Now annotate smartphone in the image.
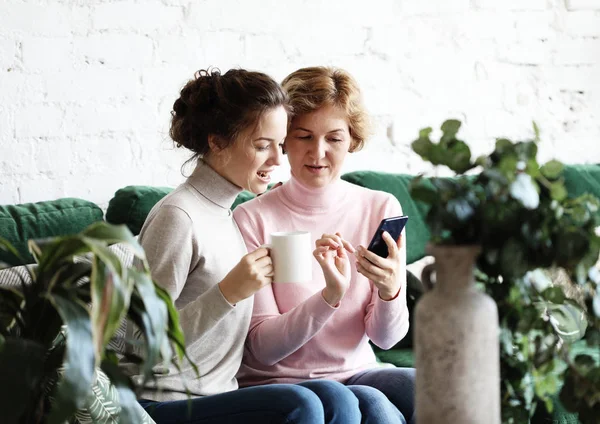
[367,215,409,258]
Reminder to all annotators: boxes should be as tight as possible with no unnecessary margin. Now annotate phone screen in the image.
[367,216,408,258]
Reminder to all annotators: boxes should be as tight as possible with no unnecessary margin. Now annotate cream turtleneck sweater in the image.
[137,160,250,400]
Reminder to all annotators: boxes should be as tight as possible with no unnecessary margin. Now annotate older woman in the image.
[233,67,416,424]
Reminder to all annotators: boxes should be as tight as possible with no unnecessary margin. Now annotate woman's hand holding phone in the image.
[355,231,403,301]
[313,232,355,306]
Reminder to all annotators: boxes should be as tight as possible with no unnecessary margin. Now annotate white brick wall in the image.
[1,0,599,208]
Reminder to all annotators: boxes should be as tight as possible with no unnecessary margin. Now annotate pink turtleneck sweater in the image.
[233,176,409,386]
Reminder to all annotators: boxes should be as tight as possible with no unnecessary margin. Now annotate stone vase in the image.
[415,244,500,424]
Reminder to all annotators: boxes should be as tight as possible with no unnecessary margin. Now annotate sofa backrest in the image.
[4,165,598,266]
[105,186,174,236]
[105,185,260,236]
[0,198,103,265]
[341,171,431,264]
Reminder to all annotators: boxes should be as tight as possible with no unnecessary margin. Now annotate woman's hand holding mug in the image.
[314,232,355,306]
[219,247,273,305]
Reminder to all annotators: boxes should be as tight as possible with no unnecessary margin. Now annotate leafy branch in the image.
[410,120,600,423]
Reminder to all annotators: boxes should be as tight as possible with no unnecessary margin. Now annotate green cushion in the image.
[232,190,258,210]
[563,164,600,219]
[105,186,260,236]
[341,171,431,264]
[375,348,415,368]
[106,186,173,236]
[0,198,103,265]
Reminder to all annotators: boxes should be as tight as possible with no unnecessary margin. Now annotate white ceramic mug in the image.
[263,231,312,283]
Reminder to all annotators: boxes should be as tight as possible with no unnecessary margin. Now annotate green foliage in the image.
[0,222,189,424]
[411,120,600,423]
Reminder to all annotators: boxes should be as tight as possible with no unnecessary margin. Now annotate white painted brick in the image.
[196,32,246,70]
[497,41,553,64]
[0,104,12,140]
[1,0,600,207]
[18,177,67,204]
[458,12,517,42]
[244,35,288,68]
[73,35,154,67]
[185,0,274,32]
[0,138,34,176]
[550,137,600,163]
[92,2,183,33]
[34,138,73,178]
[0,70,45,104]
[564,11,600,36]
[156,96,178,137]
[566,0,600,10]
[402,0,470,14]
[43,68,141,102]
[71,136,134,174]
[0,182,19,205]
[503,78,539,112]
[370,16,462,54]
[473,0,548,10]
[21,37,72,70]
[187,0,396,33]
[14,104,66,138]
[282,27,368,58]
[65,101,158,136]
[514,12,561,40]
[541,65,600,90]
[0,38,18,69]
[64,172,134,208]
[155,35,208,67]
[554,39,600,65]
[141,65,190,100]
[324,0,400,27]
[483,110,534,141]
[0,1,78,36]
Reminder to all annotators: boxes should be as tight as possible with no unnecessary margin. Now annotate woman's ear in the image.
[207,134,221,153]
[348,139,357,153]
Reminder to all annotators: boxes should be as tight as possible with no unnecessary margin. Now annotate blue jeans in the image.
[346,367,416,424]
[139,380,361,424]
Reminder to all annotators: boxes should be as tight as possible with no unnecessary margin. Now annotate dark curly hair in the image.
[170,68,290,159]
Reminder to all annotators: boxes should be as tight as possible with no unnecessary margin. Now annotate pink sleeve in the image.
[234,205,338,366]
[364,196,410,349]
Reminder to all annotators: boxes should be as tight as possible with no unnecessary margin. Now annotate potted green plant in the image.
[409,120,600,423]
[0,222,190,424]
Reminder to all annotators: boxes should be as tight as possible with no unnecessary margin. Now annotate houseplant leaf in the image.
[87,244,132,361]
[127,268,171,381]
[46,295,95,424]
[0,336,46,424]
[81,222,145,259]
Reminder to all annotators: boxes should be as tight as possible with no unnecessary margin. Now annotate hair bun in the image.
[173,98,188,116]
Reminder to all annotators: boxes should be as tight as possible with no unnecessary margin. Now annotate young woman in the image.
[234,66,416,424]
[136,68,362,424]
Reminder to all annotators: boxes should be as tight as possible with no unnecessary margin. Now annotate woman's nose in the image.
[269,143,283,166]
[309,139,326,159]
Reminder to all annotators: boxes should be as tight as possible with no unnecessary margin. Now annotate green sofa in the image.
[2,164,599,423]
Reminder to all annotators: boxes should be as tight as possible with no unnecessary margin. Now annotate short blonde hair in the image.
[281,67,371,152]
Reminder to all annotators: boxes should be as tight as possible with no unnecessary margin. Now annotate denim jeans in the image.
[139,379,361,424]
[346,367,417,424]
